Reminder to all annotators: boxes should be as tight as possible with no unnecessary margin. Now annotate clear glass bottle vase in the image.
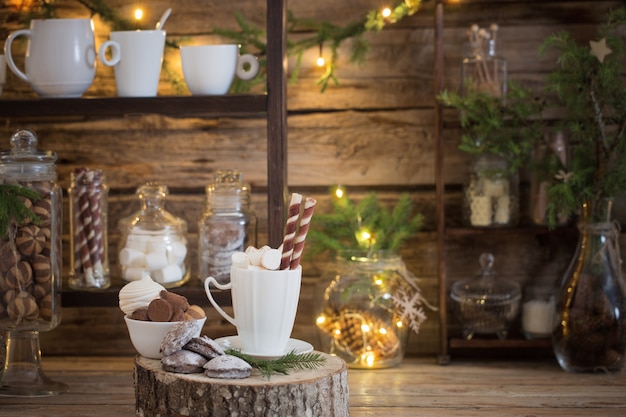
[553,199,626,372]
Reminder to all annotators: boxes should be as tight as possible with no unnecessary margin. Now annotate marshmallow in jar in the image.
[118,183,189,288]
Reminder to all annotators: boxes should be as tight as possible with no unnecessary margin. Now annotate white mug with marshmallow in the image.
[180,44,259,95]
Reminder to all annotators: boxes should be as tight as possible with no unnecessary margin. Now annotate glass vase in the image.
[553,199,626,372]
[314,250,423,369]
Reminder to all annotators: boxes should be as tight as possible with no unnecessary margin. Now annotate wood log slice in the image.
[134,352,349,417]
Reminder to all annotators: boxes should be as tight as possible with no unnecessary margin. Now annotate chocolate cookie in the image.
[204,354,252,379]
[161,350,207,374]
[183,335,224,360]
[159,319,203,356]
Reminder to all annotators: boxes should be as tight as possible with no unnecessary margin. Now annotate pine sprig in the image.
[224,349,326,380]
[0,184,42,238]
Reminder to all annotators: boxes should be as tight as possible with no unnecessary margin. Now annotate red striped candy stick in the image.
[279,193,303,270]
[289,197,316,270]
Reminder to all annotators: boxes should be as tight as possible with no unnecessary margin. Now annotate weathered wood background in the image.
[1,0,625,358]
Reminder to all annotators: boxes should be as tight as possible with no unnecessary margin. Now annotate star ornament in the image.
[590,37,612,63]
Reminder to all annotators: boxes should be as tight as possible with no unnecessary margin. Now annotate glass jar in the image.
[314,251,422,369]
[198,170,257,284]
[118,183,189,288]
[451,253,521,340]
[463,154,519,227]
[68,168,110,289]
[462,36,507,99]
[0,128,67,396]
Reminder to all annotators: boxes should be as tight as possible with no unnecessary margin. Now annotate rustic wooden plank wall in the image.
[1,0,624,358]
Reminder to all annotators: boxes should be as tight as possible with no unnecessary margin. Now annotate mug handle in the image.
[236,54,259,81]
[4,29,31,82]
[97,40,121,67]
[204,276,236,327]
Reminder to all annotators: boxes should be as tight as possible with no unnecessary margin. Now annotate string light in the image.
[134,8,143,29]
[382,7,392,18]
[316,44,326,67]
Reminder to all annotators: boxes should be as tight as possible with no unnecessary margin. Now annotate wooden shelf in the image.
[0,95,268,118]
[61,284,231,308]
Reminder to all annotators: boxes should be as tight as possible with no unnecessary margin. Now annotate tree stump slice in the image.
[134,352,349,417]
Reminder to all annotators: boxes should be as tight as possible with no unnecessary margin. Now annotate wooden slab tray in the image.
[134,352,349,417]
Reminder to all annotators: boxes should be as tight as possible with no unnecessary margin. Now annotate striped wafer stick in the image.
[279,193,303,270]
[289,197,316,270]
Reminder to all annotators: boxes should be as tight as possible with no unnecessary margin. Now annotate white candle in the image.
[482,178,507,197]
[470,195,492,226]
[522,299,556,338]
[494,195,511,224]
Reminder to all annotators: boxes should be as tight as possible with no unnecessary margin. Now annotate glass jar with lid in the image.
[0,128,67,396]
[198,170,257,284]
[118,182,189,288]
[462,24,507,99]
[451,253,521,340]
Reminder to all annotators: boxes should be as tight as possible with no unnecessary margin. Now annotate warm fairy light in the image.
[379,327,388,335]
[316,56,326,67]
[396,320,404,328]
[316,315,326,325]
[375,277,383,286]
[381,7,392,18]
[334,329,341,336]
[134,8,143,21]
[334,185,345,199]
[362,352,376,367]
[356,228,375,248]
[361,323,371,333]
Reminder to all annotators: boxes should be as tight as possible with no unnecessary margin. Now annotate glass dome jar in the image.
[198,170,257,284]
[0,129,67,396]
[462,32,507,99]
[314,250,416,369]
[118,183,189,288]
[451,253,521,340]
[463,154,519,227]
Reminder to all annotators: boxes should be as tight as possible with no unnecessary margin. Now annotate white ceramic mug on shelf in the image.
[204,265,301,356]
[181,44,259,95]
[98,30,166,97]
[3,18,96,97]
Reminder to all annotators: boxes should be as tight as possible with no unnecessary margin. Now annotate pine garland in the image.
[224,348,326,380]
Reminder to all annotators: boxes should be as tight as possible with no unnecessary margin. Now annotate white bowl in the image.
[124,316,207,359]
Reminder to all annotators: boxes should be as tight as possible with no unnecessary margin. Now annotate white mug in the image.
[181,44,259,95]
[205,265,301,356]
[3,18,96,97]
[98,30,166,97]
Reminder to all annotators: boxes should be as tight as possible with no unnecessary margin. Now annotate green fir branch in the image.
[224,349,326,380]
[0,184,42,238]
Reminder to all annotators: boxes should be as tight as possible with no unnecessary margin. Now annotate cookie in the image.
[183,335,224,360]
[160,319,203,356]
[204,354,252,379]
[147,298,173,322]
[161,350,207,374]
[185,305,206,320]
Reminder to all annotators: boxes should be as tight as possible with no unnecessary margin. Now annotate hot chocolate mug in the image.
[204,265,301,356]
[4,18,96,97]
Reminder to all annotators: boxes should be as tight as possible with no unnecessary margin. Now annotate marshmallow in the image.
[261,248,281,270]
[123,267,150,282]
[119,247,146,267]
[245,246,263,266]
[145,252,169,271]
[147,241,168,258]
[167,241,187,266]
[153,264,183,284]
[231,251,250,269]
[125,234,151,252]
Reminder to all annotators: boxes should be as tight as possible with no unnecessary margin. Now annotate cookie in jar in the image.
[0,129,63,331]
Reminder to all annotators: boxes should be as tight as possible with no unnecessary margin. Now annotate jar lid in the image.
[450,253,521,306]
[205,169,251,210]
[0,129,57,181]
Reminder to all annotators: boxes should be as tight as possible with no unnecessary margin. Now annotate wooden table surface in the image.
[0,355,625,416]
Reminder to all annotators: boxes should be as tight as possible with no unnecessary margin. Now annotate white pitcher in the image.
[4,18,97,98]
